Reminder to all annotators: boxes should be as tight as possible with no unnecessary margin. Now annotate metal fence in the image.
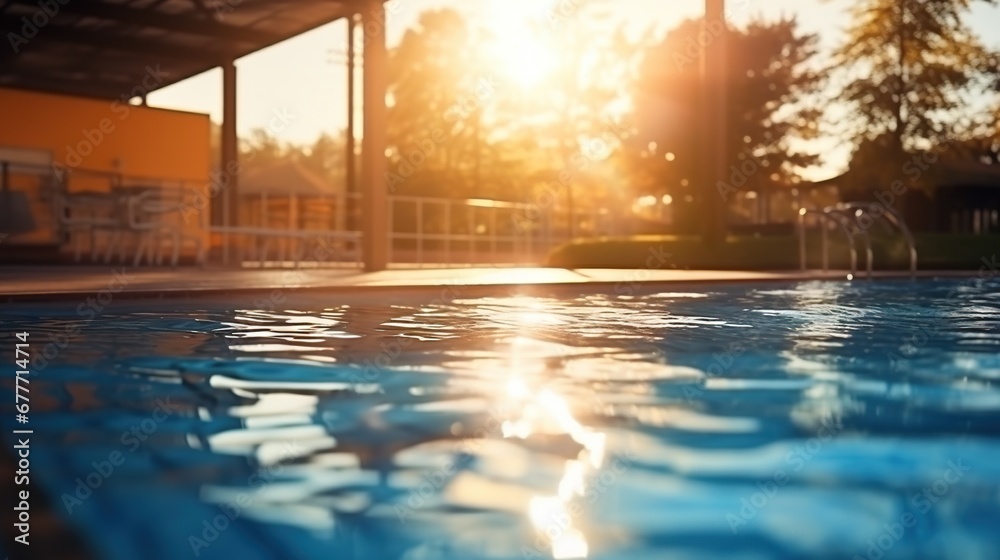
[3,161,617,268]
[216,191,617,267]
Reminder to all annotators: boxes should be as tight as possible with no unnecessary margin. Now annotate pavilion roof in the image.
[0,0,365,100]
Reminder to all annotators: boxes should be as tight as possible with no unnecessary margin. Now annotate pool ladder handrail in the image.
[797,207,866,278]
[797,203,918,280]
[837,201,918,276]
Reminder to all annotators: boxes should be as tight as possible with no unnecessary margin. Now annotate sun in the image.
[490,35,559,89]
[484,0,560,89]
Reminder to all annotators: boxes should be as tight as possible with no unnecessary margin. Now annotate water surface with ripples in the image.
[2,278,1000,560]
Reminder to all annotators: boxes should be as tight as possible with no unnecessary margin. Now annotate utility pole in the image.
[361,0,389,271]
[346,13,358,232]
[895,0,907,157]
[703,0,728,246]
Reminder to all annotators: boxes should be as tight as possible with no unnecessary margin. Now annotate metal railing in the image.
[219,190,616,268]
[837,201,918,275]
[2,160,617,268]
[797,201,919,279]
[386,194,614,267]
[1,160,206,265]
[798,207,863,278]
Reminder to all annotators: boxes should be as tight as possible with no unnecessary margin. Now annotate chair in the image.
[126,188,205,267]
[0,192,38,237]
[56,190,128,263]
[0,161,39,236]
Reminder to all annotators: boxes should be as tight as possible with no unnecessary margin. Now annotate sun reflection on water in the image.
[498,336,607,559]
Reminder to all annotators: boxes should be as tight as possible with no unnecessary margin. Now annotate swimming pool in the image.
[3,277,1000,560]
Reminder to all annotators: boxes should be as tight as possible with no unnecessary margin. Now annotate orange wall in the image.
[0,87,210,254]
[0,86,209,183]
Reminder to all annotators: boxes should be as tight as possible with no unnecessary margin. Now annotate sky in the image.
[147,0,1000,180]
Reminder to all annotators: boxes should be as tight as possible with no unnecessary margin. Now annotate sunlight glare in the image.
[498,336,611,559]
[528,494,590,559]
[507,375,530,399]
[552,529,590,559]
[486,0,560,89]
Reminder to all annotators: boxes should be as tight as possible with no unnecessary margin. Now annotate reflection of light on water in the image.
[552,528,589,559]
[500,339,605,559]
[558,460,586,500]
[529,494,590,559]
[501,376,538,439]
[508,376,530,398]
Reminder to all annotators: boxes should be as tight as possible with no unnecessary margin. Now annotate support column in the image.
[222,60,238,229]
[702,0,727,246]
[345,13,358,232]
[361,0,388,271]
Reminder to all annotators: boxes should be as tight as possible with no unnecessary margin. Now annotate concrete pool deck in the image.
[0,265,979,303]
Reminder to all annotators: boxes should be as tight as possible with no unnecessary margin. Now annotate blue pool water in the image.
[2,278,1000,560]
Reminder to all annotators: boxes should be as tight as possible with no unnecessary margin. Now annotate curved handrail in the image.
[826,206,873,280]
[797,208,859,278]
[839,201,918,277]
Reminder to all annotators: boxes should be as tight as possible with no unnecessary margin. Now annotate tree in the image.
[497,0,630,234]
[296,133,347,186]
[385,9,492,198]
[833,0,998,169]
[626,17,822,231]
[242,128,288,167]
[382,3,632,232]
[954,98,1000,164]
[956,124,1000,165]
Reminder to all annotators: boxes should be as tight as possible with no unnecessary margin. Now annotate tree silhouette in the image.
[380,3,633,233]
[296,133,347,187]
[385,9,493,198]
[626,16,822,230]
[833,0,998,179]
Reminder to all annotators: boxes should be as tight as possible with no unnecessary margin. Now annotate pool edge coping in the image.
[0,268,987,304]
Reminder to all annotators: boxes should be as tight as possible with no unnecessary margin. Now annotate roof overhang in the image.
[0,0,365,100]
